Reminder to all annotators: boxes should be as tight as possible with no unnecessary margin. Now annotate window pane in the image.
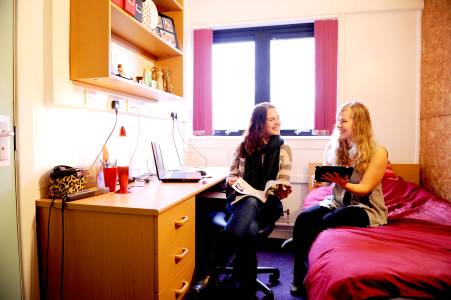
[212,42,255,131]
[270,37,315,131]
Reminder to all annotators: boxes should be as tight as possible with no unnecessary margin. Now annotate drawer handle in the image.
[175,280,189,297]
[174,216,189,228]
[174,248,189,263]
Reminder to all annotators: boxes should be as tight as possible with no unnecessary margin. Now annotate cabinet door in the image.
[37,208,157,300]
[156,198,195,291]
[158,257,195,300]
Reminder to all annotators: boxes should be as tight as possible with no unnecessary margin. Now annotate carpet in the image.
[255,238,300,300]
[187,238,300,300]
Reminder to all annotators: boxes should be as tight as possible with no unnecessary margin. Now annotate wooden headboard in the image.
[308,163,420,190]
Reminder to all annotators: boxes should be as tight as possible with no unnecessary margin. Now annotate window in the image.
[212,41,255,132]
[212,23,315,136]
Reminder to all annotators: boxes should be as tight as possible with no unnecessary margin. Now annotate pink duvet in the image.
[303,177,451,300]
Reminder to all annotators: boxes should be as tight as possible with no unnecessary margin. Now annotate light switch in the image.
[0,142,8,161]
[0,115,12,166]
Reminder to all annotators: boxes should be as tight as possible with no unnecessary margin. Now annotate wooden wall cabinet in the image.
[70,0,184,101]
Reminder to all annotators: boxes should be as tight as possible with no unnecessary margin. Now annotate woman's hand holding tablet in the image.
[314,166,354,183]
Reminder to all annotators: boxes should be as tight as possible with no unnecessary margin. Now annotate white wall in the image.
[184,0,423,228]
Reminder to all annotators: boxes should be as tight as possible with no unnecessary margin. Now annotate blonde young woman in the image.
[290,101,388,297]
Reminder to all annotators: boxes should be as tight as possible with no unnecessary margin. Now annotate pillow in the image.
[383,160,399,180]
[303,186,333,210]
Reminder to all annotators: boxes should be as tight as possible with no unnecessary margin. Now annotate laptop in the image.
[151,142,202,182]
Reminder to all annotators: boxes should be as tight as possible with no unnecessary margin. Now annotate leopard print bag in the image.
[47,165,87,199]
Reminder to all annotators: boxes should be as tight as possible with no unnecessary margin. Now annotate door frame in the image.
[0,0,23,299]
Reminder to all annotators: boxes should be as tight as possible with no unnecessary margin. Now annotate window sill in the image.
[189,135,330,141]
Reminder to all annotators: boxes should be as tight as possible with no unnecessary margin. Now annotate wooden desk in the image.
[36,168,227,300]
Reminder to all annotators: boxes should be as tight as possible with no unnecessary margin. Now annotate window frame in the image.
[212,23,315,136]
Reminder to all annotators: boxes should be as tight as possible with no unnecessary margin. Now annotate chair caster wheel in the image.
[269,270,280,283]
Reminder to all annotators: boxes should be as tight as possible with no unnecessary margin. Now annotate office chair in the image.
[209,211,280,300]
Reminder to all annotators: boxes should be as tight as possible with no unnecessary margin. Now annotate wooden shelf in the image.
[75,75,182,101]
[154,0,183,12]
[70,0,184,102]
[111,3,182,59]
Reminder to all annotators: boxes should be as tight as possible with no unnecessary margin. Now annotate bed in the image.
[302,163,451,300]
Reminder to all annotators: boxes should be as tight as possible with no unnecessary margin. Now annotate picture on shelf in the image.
[157,15,163,29]
[156,13,178,49]
[162,16,174,33]
[157,28,178,49]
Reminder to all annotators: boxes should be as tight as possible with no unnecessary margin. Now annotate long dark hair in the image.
[239,102,275,157]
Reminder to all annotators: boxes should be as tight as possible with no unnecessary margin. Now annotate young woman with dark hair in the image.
[219,102,292,298]
[218,102,292,298]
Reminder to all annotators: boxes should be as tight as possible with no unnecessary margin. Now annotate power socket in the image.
[170,112,178,120]
[111,100,120,112]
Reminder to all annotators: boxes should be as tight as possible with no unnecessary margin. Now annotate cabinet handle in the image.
[174,248,188,263]
[174,280,189,297]
[174,216,188,228]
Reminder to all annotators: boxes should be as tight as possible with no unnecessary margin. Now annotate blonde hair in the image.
[327,101,375,173]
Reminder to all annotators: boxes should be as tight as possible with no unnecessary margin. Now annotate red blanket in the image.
[303,177,451,300]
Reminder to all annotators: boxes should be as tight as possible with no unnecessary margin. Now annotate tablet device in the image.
[315,166,354,182]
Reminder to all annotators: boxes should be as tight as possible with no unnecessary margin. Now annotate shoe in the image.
[281,237,293,249]
[190,274,214,298]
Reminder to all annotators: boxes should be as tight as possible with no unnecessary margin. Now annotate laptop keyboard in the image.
[165,170,196,178]
[166,171,182,177]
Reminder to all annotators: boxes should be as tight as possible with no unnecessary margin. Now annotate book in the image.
[230,177,290,205]
[314,166,354,182]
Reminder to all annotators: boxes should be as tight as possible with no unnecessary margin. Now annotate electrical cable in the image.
[171,118,183,167]
[145,159,157,179]
[41,198,56,300]
[175,119,208,168]
[132,173,153,183]
[128,106,141,166]
[88,110,118,171]
[128,185,145,189]
[61,197,65,300]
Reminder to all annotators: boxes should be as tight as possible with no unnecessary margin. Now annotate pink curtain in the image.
[314,20,338,134]
[193,29,213,135]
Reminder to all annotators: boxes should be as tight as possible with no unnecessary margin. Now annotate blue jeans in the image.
[223,196,282,293]
[292,204,369,284]
[225,195,282,239]
[225,196,261,239]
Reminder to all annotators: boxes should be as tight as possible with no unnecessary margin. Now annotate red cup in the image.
[103,167,118,192]
[117,166,129,194]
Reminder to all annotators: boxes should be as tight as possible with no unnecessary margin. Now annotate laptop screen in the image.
[151,142,166,179]
[151,142,202,182]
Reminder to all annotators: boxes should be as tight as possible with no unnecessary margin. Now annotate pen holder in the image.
[117,166,129,194]
[103,167,118,192]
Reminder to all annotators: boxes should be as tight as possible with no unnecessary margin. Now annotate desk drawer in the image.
[157,198,195,253]
[158,256,195,300]
[157,220,195,291]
